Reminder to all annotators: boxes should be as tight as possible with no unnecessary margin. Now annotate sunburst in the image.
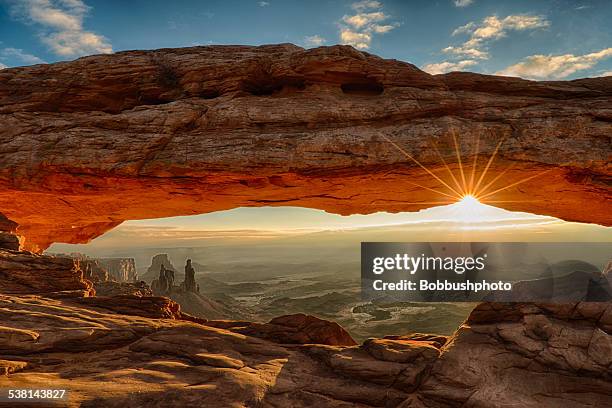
[380,130,551,206]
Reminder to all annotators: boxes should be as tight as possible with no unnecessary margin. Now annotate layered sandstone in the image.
[412,302,612,407]
[0,44,610,250]
[0,249,93,297]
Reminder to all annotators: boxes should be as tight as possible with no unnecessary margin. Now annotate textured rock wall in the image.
[411,302,612,407]
[0,249,94,297]
[0,44,610,250]
[98,257,138,281]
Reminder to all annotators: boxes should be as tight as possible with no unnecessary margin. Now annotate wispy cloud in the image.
[447,15,549,60]
[304,35,326,48]
[0,47,46,65]
[258,1,270,7]
[0,63,7,70]
[497,48,612,79]
[453,0,474,7]
[351,0,382,11]
[423,14,549,74]
[339,1,397,49]
[9,0,112,57]
[422,59,477,75]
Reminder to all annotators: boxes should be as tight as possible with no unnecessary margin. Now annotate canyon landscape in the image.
[0,44,611,407]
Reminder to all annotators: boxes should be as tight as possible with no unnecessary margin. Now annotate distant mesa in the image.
[145,254,177,280]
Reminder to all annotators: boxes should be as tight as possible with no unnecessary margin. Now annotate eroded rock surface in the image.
[208,313,358,346]
[0,249,610,407]
[2,294,610,407]
[0,44,610,250]
[411,302,612,408]
[0,295,432,407]
[0,249,94,297]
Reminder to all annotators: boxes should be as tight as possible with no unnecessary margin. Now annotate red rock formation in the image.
[411,302,612,407]
[0,249,94,297]
[1,294,610,406]
[75,294,183,319]
[208,313,358,346]
[0,44,610,250]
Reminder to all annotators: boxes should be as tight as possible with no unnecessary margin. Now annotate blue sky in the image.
[1,0,611,78]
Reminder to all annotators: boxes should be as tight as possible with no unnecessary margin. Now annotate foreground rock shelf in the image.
[0,249,610,407]
[0,44,610,250]
[1,295,610,407]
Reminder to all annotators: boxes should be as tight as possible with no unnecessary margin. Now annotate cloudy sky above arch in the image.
[1,0,611,79]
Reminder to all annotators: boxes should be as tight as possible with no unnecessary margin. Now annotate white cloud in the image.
[9,0,112,57]
[0,63,7,70]
[452,22,476,36]
[453,0,474,7]
[303,35,326,47]
[497,48,612,80]
[599,71,612,77]
[422,59,477,74]
[442,45,487,59]
[343,11,387,29]
[339,2,397,49]
[446,15,549,60]
[258,1,270,7]
[340,29,372,50]
[424,14,549,75]
[0,47,46,65]
[351,1,382,11]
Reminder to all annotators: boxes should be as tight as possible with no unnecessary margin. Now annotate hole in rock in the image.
[47,201,611,343]
[242,78,306,96]
[198,89,221,99]
[341,80,384,96]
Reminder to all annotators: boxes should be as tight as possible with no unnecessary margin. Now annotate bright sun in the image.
[452,194,492,222]
[459,194,480,207]
[380,131,551,209]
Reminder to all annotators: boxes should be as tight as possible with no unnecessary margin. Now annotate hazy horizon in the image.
[48,199,612,262]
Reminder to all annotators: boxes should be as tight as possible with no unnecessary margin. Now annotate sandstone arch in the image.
[0,44,610,251]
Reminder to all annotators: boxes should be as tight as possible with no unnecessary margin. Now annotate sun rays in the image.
[380,129,552,207]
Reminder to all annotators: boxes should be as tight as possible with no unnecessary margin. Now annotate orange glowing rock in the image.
[0,44,609,251]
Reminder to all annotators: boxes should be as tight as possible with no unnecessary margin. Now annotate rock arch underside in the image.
[0,44,611,407]
[0,44,610,251]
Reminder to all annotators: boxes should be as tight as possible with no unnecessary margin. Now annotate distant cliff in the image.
[98,258,138,282]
